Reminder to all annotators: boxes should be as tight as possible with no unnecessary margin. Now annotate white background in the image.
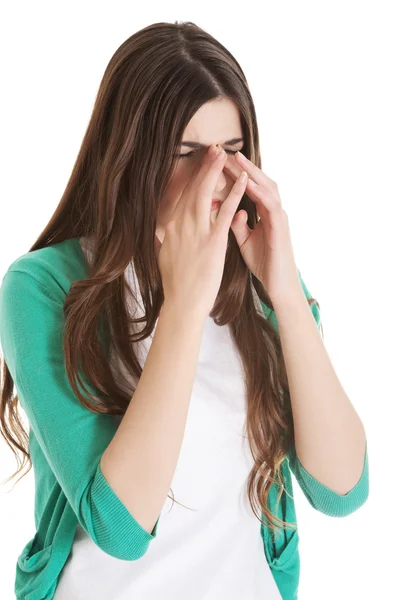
[0,1,399,598]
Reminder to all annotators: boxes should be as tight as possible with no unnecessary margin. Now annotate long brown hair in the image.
[0,21,321,536]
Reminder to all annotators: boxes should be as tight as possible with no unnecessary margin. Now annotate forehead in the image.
[181,97,242,145]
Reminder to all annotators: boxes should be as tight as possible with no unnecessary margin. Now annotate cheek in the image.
[160,166,192,211]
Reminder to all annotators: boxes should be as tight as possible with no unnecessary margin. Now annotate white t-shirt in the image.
[53,236,282,600]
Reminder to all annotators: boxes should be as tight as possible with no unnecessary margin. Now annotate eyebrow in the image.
[181,137,244,149]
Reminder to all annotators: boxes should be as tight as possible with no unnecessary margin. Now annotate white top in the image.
[53,236,282,600]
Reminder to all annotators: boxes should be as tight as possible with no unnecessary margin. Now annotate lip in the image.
[211,199,222,210]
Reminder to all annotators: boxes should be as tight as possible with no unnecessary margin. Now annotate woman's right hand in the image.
[156,144,248,318]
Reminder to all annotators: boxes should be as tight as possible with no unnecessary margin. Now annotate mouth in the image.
[211,199,222,211]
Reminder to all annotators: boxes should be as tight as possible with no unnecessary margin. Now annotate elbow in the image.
[78,461,160,560]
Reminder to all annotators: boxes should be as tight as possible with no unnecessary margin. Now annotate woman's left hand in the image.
[223,151,302,303]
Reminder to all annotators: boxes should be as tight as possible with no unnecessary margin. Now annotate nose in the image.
[213,166,234,201]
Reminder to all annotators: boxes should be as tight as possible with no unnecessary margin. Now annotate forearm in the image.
[100,301,206,534]
[272,284,367,495]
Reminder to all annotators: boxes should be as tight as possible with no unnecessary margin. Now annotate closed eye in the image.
[175,149,238,159]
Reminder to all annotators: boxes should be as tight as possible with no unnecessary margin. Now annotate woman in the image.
[0,21,369,600]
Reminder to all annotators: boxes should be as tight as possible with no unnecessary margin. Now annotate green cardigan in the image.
[0,237,369,600]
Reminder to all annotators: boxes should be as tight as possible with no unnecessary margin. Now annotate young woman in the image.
[0,21,369,600]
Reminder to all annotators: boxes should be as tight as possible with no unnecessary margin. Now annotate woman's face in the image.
[156,97,244,244]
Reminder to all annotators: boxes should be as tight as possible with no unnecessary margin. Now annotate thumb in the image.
[230,210,251,248]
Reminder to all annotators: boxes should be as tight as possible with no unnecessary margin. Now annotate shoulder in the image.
[0,237,88,304]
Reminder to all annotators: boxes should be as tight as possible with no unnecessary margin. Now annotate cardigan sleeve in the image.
[287,269,370,517]
[0,269,160,560]
[288,439,369,517]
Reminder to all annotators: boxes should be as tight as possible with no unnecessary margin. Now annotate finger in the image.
[195,148,228,229]
[170,145,218,224]
[230,209,251,249]
[224,155,277,216]
[215,170,248,237]
[169,160,202,225]
[234,151,270,187]
[223,156,257,188]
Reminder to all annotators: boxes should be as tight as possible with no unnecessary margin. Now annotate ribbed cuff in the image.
[84,461,160,560]
[290,441,369,517]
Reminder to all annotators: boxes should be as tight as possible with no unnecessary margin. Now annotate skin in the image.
[155,97,245,244]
